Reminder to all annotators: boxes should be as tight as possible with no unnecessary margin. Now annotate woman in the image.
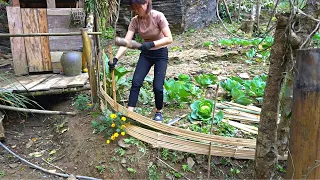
[109,0,173,122]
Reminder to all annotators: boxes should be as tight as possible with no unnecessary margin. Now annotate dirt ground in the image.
[0,24,286,179]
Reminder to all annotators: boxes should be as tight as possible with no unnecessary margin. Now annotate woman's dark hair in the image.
[130,0,152,13]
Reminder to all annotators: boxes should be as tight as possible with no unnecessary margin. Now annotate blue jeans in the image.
[128,47,168,110]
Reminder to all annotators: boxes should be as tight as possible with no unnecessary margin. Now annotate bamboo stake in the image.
[0,32,102,37]
[207,84,220,179]
[102,49,107,100]
[81,28,98,104]
[109,45,118,111]
[0,104,76,115]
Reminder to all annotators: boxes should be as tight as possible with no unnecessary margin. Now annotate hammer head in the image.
[115,37,141,49]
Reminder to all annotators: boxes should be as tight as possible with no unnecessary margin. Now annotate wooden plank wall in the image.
[38,9,52,71]
[47,8,84,51]
[21,8,44,72]
[6,7,28,75]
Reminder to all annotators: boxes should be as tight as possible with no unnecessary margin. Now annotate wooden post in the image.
[81,28,98,104]
[46,0,56,8]
[11,0,20,7]
[109,45,118,111]
[286,48,320,179]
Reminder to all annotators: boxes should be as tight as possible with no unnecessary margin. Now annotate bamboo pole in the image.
[108,45,118,111]
[102,49,107,99]
[81,28,98,104]
[0,104,76,115]
[0,32,102,37]
[287,49,320,179]
[207,84,220,179]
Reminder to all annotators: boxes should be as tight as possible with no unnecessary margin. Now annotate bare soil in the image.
[0,24,286,179]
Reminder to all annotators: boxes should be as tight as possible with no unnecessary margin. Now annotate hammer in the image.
[115,37,142,49]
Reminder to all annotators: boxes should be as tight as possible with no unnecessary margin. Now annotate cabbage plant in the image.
[188,99,214,122]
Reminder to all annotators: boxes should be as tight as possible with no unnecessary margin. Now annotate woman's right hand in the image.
[108,58,118,71]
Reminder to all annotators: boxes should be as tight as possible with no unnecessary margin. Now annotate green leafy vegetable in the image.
[188,99,214,121]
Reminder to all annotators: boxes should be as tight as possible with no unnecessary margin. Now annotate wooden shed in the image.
[6,0,86,75]
[1,0,90,95]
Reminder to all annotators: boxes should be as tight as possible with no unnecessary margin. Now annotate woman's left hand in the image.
[138,42,155,51]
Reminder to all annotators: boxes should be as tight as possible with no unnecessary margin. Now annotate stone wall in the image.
[117,0,216,36]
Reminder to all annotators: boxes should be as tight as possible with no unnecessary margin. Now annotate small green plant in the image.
[109,167,115,174]
[230,167,240,175]
[127,167,136,175]
[115,147,126,156]
[181,164,194,173]
[95,165,106,174]
[161,148,179,163]
[194,74,218,89]
[73,94,91,111]
[202,41,214,47]
[0,170,5,177]
[277,164,286,173]
[92,110,128,143]
[148,163,160,180]
[164,77,202,103]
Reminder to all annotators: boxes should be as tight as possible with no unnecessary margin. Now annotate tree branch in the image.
[300,21,320,48]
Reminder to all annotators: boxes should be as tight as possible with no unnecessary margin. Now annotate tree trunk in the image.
[255,0,261,34]
[255,0,320,178]
[254,14,290,179]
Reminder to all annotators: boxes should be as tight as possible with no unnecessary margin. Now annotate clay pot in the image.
[61,51,82,76]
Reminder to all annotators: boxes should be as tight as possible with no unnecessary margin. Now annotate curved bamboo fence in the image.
[100,87,287,160]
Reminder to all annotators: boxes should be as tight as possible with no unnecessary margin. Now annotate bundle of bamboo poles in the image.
[215,102,261,134]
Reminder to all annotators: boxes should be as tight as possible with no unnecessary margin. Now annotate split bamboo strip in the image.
[224,114,260,123]
[100,87,256,148]
[223,101,261,112]
[128,125,289,160]
[222,109,260,120]
[126,124,256,159]
[217,104,260,115]
[224,120,258,134]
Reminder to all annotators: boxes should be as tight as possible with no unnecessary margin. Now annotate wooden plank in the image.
[50,76,76,89]
[21,8,43,72]
[47,8,84,16]
[11,0,20,7]
[38,9,52,71]
[29,74,62,91]
[2,76,34,92]
[50,52,63,73]
[17,74,53,91]
[78,0,84,8]
[6,7,29,75]
[67,73,89,87]
[47,15,83,51]
[46,0,56,8]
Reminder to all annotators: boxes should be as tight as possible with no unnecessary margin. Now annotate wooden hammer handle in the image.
[115,37,142,49]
